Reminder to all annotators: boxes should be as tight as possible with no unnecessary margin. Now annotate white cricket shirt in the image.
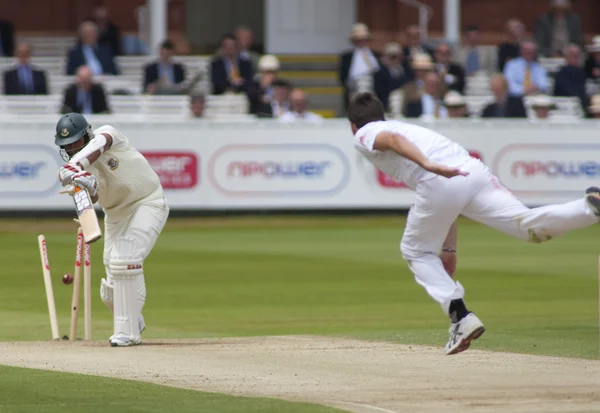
[354,120,471,189]
[86,125,163,218]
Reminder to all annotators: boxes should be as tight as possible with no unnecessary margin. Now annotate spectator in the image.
[143,40,185,94]
[3,42,48,95]
[504,40,548,97]
[374,42,413,111]
[279,88,324,124]
[236,25,260,71]
[339,23,380,110]
[498,19,526,72]
[457,25,496,76]
[0,19,15,57]
[584,36,600,82]
[444,91,469,118]
[399,53,434,113]
[403,25,433,63]
[61,66,110,114]
[481,74,527,118]
[248,54,280,114]
[210,33,253,95]
[588,95,600,118]
[534,0,583,58]
[255,79,291,118]
[553,44,588,112]
[530,94,556,119]
[92,6,122,56]
[404,72,447,119]
[67,21,119,75]
[434,42,466,94]
[189,94,205,118]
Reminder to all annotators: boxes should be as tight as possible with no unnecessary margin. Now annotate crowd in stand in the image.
[338,0,600,120]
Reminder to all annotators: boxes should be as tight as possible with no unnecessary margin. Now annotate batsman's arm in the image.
[69,133,113,169]
[372,132,468,179]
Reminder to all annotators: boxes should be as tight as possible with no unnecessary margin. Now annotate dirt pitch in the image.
[0,336,598,413]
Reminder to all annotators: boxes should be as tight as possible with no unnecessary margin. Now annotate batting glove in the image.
[58,163,81,186]
[72,171,98,197]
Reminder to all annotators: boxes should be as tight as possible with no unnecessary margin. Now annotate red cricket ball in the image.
[62,273,73,285]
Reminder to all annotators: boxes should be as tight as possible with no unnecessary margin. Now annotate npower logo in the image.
[209,144,350,196]
[0,145,61,197]
[493,144,600,194]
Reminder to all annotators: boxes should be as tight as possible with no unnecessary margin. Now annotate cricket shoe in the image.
[585,187,600,217]
[445,313,485,355]
[108,315,146,343]
[110,333,142,347]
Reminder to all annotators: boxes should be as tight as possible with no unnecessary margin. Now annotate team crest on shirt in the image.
[61,128,69,137]
[107,157,119,170]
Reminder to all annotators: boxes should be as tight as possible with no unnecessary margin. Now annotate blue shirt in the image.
[77,88,92,114]
[159,63,174,84]
[503,57,548,96]
[82,45,103,75]
[18,65,33,92]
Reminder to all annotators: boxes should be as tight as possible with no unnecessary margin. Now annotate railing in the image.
[397,0,434,42]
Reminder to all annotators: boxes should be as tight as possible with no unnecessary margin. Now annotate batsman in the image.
[54,113,169,347]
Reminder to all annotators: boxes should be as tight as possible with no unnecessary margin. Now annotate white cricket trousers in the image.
[400,157,598,316]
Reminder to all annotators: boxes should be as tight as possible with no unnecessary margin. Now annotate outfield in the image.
[0,216,598,412]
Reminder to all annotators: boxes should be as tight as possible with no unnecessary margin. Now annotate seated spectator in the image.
[404,72,447,119]
[481,74,527,118]
[457,25,496,76]
[434,42,466,95]
[92,6,121,56]
[279,88,324,124]
[534,0,583,58]
[398,53,434,113]
[374,42,413,111]
[3,42,48,95]
[67,21,119,75]
[61,66,110,114]
[339,23,380,110]
[189,94,205,118]
[504,41,548,97]
[584,36,600,81]
[530,94,557,119]
[444,91,469,118]
[210,33,253,95]
[553,44,588,112]
[498,19,526,72]
[0,19,15,57]
[403,25,433,63]
[588,95,600,118]
[236,25,260,71]
[143,40,185,94]
[248,54,280,114]
[255,79,291,118]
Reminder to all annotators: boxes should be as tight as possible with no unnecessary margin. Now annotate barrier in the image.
[1,117,600,211]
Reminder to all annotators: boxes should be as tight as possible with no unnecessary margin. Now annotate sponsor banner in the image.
[1,120,599,210]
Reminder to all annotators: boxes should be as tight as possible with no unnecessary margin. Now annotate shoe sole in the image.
[446,326,486,355]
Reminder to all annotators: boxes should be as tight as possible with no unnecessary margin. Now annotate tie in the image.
[523,65,532,92]
[229,59,240,82]
[361,49,374,71]
[19,66,33,93]
[434,99,441,118]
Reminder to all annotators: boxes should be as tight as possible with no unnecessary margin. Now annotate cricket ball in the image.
[62,273,73,285]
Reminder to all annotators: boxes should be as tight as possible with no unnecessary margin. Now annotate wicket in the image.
[38,226,93,341]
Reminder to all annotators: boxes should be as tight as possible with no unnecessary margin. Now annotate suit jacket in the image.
[210,56,253,95]
[0,20,15,57]
[436,63,466,94]
[143,61,185,91]
[553,65,586,98]
[61,83,110,114]
[584,56,600,80]
[97,22,122,56]
[338,48,380,87]
[497,43,520,72]
[534,12,583,57]
[456,46,497,75]
[373,64,412,111]
[481,97,527,118]
[404,99,424,118]
[3,66,48,95]
[66,44,119,75]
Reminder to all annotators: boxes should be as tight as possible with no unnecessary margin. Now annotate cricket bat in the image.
[71,186,102,244]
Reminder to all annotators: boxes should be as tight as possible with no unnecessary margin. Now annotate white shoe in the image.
[110,332,141,347]
[585,187,600,217]
[445,313,485,355]
[109,315,145,342]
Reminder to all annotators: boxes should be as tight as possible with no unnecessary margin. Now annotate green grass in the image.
[0,364,344,413]
[0,215,598,412]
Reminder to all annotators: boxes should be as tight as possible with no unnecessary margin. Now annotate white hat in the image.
[384,42,402,56]
[350,23,371,40]
[588,94,600,113]
[258,54,280,72]
[443,91,466,107]
[531,94,557,109]
[586,35,600,53]
[411,53,433,70]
